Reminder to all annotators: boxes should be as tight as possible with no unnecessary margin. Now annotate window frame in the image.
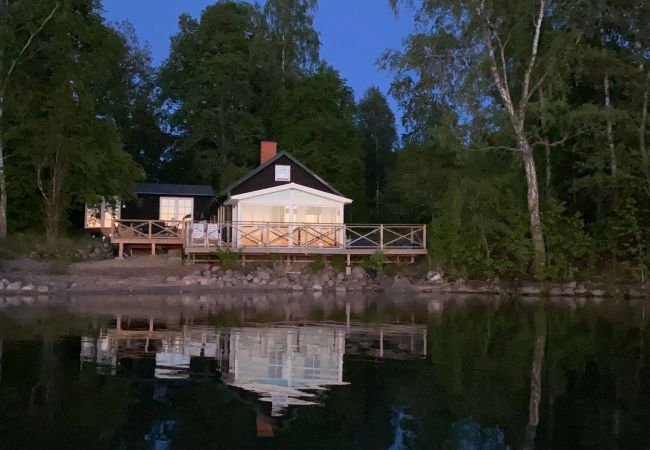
[159,196,194,222]
[274,164,291,182]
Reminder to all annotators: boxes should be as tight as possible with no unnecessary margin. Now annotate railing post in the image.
[422,224,427,249]
[380,224,384,250]
[265,222,269,247]
[202,221,207,247]
[148,221,152,240]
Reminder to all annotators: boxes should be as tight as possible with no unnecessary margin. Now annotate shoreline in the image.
[0,255,648,299]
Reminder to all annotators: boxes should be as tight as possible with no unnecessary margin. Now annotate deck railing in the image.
[185,221,426,251]
[111,219,184,241]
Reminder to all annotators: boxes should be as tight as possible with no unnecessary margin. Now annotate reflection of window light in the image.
[275,165,291,181]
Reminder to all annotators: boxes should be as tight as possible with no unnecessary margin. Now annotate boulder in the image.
[292,284,304,292]
[6,281,22,291]
[388,275,415,291]
[519,284,542,296]
[312,283,323,291]
[0,279,8,288]
[590,289,606,297]
[335,285,347,294]
[37,285,49,293]
[256,269,272,281]
[628,288,647,298]
[426,271,444,283]
[166,276,180,283]
[351,266,367,280]
[549,287,564,296]
[22,284,35,291]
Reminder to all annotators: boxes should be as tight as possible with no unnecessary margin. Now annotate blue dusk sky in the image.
[102,0,414,131]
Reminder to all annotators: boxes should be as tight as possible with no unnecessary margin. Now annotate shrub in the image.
[360,251,388,272]
[213,248,240,269]
[330,255,347,271]
[309,255,325,271]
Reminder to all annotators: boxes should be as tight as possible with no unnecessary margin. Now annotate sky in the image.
[102,0,414,130]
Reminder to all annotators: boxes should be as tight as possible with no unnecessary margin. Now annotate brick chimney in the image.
[260,141,277,165]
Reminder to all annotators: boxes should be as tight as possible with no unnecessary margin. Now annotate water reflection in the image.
[0,293,648,449]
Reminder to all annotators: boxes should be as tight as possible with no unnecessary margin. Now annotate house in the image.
[102,141,426,262]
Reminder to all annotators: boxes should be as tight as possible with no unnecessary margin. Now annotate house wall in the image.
[121,194,214,221]
[230,154,338,196]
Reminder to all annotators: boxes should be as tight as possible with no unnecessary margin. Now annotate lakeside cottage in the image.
[87,141,426,264]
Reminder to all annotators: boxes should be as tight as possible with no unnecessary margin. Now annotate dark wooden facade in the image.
[222,152,340,198]
[121,183,215,221]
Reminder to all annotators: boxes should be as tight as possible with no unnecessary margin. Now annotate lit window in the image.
[159,197,194,222]
[275,165,291,181]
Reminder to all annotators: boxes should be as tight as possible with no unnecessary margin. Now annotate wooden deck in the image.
[109,219,427,261]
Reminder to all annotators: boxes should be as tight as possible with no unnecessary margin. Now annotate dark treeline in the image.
[0,0,648,282]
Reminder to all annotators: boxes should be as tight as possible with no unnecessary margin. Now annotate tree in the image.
[387,0,557,270]
[356,87,397,219]
[276,65,366,217]
[159,2,263,189]
[4,0,140,240]
[263,0,320,82]
[0,0,59,239]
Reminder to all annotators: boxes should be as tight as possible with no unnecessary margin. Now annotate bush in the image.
[213,248,240,270]
[309,255,326,271]
[360,251,388,272]
[539,199,591,281]
[330,255,347,271]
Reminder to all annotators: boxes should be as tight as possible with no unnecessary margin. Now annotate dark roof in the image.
[219,151,344,198]
[134,182,214,196]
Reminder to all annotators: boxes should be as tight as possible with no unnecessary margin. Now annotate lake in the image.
[0,293,648,449]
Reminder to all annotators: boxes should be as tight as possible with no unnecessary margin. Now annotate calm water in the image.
[0,293,648,450]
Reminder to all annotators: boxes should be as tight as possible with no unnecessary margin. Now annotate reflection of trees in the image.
[523,311,546,450]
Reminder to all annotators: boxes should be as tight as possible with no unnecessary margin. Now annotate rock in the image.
[37,285,49,293]
[519,285,542,296]
[0,279,8,288]
[69,282,79,289]
[246,273,255,282]
[256,269,272,281]
[335,285,347,294]
[591,289,606,297]
[388,275,415,291]
[311,283,323,291]
[351,266,366,280]
[575,285,588,295]
[549,287,564,296]
[210,266,221,273]
[216,280,225,288]
[327,280,335,288]
[336,273,345,282]
[347,281,362,291]
[252,277,260,284]
[6,281,22,291]
[199,278,210,286]
[292,284,304,291]
[181,275,199,286]
[22,284,35,291]
[426,271,443,283]
[166,276,180,283]
[628,288,647,298]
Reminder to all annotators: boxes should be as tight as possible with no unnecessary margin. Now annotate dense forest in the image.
[0,0,648,282]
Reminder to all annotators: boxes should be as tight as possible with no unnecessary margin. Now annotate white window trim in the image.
[275,164,291,182]
[159,197,194,221]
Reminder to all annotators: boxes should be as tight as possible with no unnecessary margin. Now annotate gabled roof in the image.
[134,182,214,196]
[219,151,344,198]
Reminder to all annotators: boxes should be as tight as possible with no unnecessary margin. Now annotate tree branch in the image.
[1,2,59,92]
[519,0,546,118]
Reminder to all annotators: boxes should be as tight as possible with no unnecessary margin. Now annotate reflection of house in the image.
[224,326,347,416]
[79,315,427,421]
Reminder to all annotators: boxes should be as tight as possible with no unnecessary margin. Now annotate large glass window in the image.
[160,197,193,221]
[240,205,287,223]
[295,206,339,224]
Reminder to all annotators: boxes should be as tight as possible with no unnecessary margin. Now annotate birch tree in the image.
[0,1,58,239]
[386,0,557,270]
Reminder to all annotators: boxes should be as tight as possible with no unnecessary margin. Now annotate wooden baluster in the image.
[148,221,152,240]
[380,224,384,250]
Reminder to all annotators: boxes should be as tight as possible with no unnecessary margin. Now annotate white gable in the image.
[228,183,352,206]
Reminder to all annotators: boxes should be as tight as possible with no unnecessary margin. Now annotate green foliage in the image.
[539,199,591,281]
[213,248,240,270]
[360,251,388,272]
[309,255,325,271]
[329,254,347,272]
